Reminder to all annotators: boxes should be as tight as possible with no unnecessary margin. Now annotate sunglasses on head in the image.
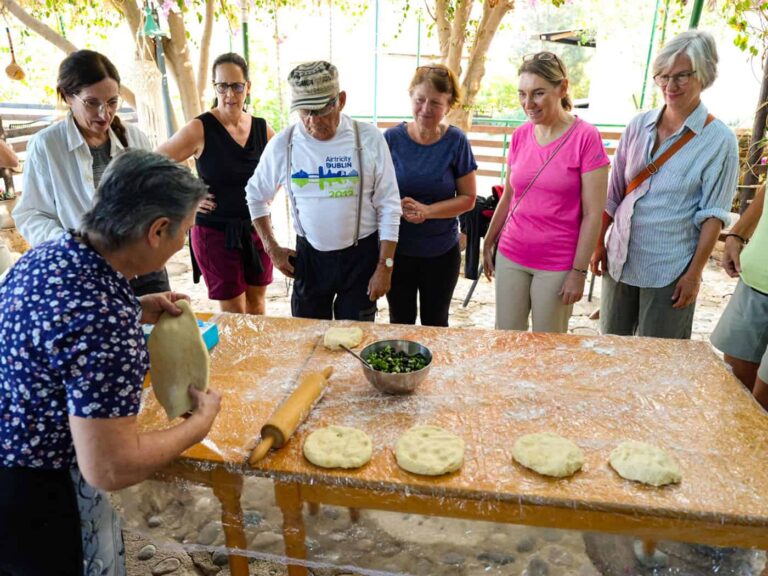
[416,66,450,77]
[213,82,246,94]
[522,52,566,76]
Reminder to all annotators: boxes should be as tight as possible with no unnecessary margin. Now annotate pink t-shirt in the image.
[497,119,610,271]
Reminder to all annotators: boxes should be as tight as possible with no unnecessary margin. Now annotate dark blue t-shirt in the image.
[0,234,148,469]
[384,122,477,258]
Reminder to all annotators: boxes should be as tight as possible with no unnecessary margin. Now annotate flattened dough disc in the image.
[609,440,682,487]
[513,432,584,478]
[148,300,210,420]
[303,425,372,469]
[395,425,464,476]
[324,326,363,350]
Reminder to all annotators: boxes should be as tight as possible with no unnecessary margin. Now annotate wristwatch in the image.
[379,257,394,269]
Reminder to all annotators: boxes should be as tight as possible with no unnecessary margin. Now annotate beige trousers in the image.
[494,252,573,333]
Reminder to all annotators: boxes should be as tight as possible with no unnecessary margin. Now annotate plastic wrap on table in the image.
[137,314,332,463]
[249,321,768,546]
[138,314,768,548]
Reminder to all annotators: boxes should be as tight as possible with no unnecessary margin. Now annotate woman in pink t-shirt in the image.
[482,52,609,333]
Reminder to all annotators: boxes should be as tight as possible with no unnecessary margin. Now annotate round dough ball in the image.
[303,425,372,469]
[395,425,464,476]
[609,441,682,487]
[512,432,584,478]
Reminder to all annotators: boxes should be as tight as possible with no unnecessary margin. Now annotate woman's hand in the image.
[721,236,745,278]
[671,272,701,309]
[590,242,608,276]
[188,386,222,433]
[401,197,428,224]
[197,193,217,214]
[139,292,191,324]
[559,270,587,305]
[482,240,496,281]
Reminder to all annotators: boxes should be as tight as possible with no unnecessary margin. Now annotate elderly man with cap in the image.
[246,61,401,321]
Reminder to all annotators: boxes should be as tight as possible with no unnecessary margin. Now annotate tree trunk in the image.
[197,0,216,108]
[164,10,203,122]
[108,0,154,62]
[446,0,514,130]
[433,0,451,62]
[740,52,768,214]
[446,0,474,75]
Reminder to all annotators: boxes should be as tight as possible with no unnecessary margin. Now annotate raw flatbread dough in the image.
[609,441,682,487]
[303,425,372,469]
[512,432,584,478]
[395,425,464,476]
[323,326,363,350]
[148,300,210,420]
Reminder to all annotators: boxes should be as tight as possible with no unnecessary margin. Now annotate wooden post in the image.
[740,53,768,214]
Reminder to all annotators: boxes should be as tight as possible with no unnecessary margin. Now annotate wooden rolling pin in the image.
[248,366,333,465]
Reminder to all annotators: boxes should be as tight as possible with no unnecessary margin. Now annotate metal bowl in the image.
[360,339,432,395]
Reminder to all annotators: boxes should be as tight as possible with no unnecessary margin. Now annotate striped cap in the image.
[288,61,339,113]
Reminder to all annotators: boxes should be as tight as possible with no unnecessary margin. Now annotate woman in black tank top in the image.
[156,53,275,314]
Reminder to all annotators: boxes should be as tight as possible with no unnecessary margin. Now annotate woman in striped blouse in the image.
[591,30,738,339]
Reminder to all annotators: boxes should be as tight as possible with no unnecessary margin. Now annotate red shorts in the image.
[191,225,273,301]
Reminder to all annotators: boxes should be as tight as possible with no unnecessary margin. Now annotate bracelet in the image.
[572,267,588,276]
[725,233,748,245]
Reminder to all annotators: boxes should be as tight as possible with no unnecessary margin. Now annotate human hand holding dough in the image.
[147,300,210,420]
[513,432,584,478]
[303,425,372,469]
[395,425,464,476]
[324,326,363,350]
[609,441,681,487]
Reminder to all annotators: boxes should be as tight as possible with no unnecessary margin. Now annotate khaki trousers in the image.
[494,252,573,333]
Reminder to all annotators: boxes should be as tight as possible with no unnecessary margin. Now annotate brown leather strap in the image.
[624,113,715,197]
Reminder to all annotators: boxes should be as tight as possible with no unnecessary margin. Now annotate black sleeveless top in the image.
[194,111,268,224]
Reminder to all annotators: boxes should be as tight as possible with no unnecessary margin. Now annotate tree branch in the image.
[1,0,78,53]
[197,0,216,107]
[433,0,451,62]
[164,9,202,122]
[447,0,473,74]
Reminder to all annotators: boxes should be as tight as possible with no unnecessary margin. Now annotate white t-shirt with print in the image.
[246,114,401,252]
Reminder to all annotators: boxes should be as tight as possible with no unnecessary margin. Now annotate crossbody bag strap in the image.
[353,120,364,247]
[624,113,715,198]
[506,118,582,222]
[284,125,307,237]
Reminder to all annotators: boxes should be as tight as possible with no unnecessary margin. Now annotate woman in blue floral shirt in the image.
[0,150,221,575]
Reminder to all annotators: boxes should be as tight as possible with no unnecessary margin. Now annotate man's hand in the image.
[367,266,392,301]
[559,270,586,305]
[139,292,191,324]
[590,243,608,277]
[671,272,701,309]
[722,236,745,278]
[266,245,297,278]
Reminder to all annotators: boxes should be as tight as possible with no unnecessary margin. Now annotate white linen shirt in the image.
[13,113,151,246]
[246,114,401,252]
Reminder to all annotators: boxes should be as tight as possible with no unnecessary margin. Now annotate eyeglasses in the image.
[213,82,247,94]
[71,93,122,115]
[416,66,450,77]
[298,94,340,119]
[653,70,697,87]
[522,52,566,77]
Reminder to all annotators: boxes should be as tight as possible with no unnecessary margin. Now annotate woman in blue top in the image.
[384,64,477,326]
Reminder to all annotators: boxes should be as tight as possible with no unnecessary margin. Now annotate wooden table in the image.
[138,314,768,576]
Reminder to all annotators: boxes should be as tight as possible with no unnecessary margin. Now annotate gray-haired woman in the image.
[591,30,739,339]
[0,149,222,575]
